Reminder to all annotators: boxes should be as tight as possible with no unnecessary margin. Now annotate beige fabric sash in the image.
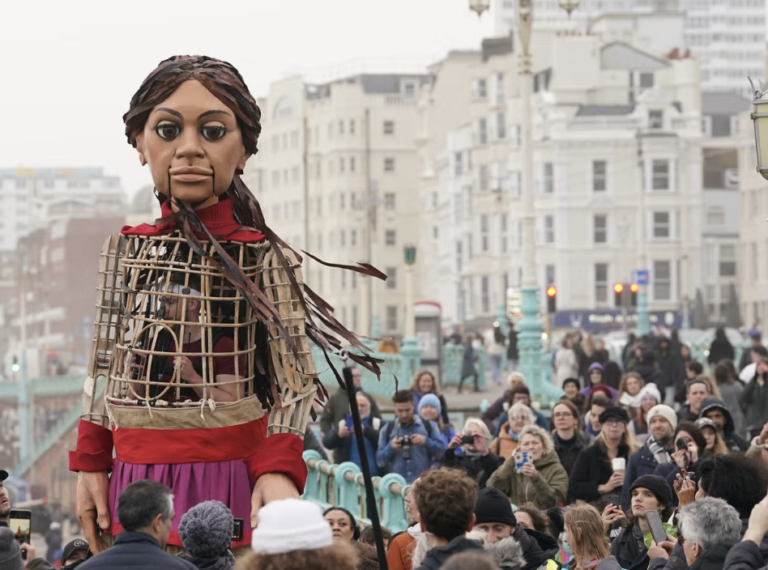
[107,396,265,430]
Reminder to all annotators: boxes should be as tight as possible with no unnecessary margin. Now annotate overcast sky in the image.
[1,1,493,198]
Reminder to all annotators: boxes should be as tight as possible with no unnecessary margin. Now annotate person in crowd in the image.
[555,335,579,388]
[359,525,392,550]
[493,386,550,435]
[588,384,618,406]
[709,327,735,366]
[481,372,526,432]
[458,335,480,394]
[44,522,62,564]
[0,469,10,528]
[441,418,503,489]
[507,322,519,373]
[699,396,750,452]
[584,395,612,438]
[654,422,707,493]
[680,344,692,365]
[60,539,90,569]
[696,417,728,458]
[635,350,663,388]
[739,330,765,371]
[715,361,747,437]
[657,337,685,406]
[304,426,329,461]
[487,323,507,386]
[604,361,623,391]
[595,339,611,365]
[618,373,645,416]
[377,390,445,483]
[622,333,638,368]
[564,504,622,570]
[724,492,768,570]
[386,480,421,570]
[742,358,768,440]
[320,367,381,433]
[178,501,235,570]
[579,335,605,381]
[487,425,569,509]
[77,480,196,570]
[323,392,382,474]
[569,407,637,508]
[243,499,357,570]
[474,487,559,570]
[561,378,586,413]
[605,475,676,570]
[650,498,742,570]
[418,394,455,449]
[677,379,711,424]
[740,346,768,385]
[626,344,644,373]
[551,400,593,476]
[747,422,768,472]
[629,384,662,446]
[0,527,55,570]
[324,508,379,570]
[490,402,536,459]
[514,503,554,538]
[410,370,449,425]
[685,361,704,381]
[580,364,619,400]
[411,469,484,570]
[620,405,677,510]
[695,453,768,520]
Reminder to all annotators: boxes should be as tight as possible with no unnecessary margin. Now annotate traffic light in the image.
[546,286,557,313]
[630,283,639,307]
[614,283,624,308]
[10,356,19,373]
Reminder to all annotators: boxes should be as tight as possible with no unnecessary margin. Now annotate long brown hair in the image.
[411,369,441,397]
[564,504,611,567]
[618,373,644,399]
[122,55,384,397]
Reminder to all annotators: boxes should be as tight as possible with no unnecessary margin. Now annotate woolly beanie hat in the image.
[178,501,234,559]
[647,404,678,431]
[474,487,516,527]
[418,394,442,415]
[629,475,674,509]
[0,527,23,570]
[251,498,333,555]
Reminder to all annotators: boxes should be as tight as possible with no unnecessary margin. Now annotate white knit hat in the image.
[251,499,333,555]
[647,404,678,431]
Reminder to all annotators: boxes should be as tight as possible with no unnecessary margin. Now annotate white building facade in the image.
[244,73,429,339]
[493,0,766,95]
[421,30,718,332]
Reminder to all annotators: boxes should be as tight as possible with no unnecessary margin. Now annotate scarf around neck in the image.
[647,435,673,465]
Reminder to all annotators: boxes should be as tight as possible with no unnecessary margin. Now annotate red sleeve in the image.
[212,336,246,377]
[69,420,114,473]
[243,433,307,494]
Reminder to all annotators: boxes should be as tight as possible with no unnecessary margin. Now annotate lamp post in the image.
[471,0,579,400]
[401,245,421,382]
[749,78,768,180]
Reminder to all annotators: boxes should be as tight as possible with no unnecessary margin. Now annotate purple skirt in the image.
[108,458,253,548]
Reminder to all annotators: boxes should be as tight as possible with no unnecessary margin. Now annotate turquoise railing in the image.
[301,450,411,533]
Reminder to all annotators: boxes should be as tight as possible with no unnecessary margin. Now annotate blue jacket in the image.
[78,532,197,570]
[376,417,446,483]
[621,444,664,511]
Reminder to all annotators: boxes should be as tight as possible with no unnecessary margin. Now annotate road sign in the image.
[635,269,650,286]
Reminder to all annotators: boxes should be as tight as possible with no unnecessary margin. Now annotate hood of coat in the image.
[486,536,527,570]
[533,450,562,471]
[699,397,735,436]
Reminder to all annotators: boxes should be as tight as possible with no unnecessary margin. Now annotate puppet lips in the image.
[170,166,213,182]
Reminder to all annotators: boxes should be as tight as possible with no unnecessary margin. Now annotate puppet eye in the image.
[201,125,227,141]
[155,123,180,140]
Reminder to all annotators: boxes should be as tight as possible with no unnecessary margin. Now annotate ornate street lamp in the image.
[749,78,768,181]
[558,0,581,17]
[469,0,491,16]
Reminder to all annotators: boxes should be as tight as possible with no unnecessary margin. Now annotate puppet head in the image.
[124,55,261,208]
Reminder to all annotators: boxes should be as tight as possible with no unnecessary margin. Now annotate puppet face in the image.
[135,79,248,209]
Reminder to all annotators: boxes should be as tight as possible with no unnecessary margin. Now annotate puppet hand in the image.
[250,473,300,529]
[77,471,111,553]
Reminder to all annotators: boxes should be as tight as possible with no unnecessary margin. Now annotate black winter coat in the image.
[724,540,768,570]
[553,432,592,476]
[77,532,197,570]
[690,543,738,570]
[568,441,630,505]
[611,524,649,570]
[439,448,503,489]
[412,537,486,570]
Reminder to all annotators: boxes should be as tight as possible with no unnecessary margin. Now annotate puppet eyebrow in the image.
[154,107,183,118]
[198,110,231,119]
[152,108,231,120]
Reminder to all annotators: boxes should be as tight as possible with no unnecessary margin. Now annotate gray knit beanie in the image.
[0,527,23,570]
[178,501,234,559]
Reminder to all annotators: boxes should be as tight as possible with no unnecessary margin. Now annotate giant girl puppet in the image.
[68,55,383,554]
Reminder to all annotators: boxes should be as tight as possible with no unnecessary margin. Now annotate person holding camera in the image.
[439,418,503,489]
[377,390,445,483]
[323,393,382,475]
